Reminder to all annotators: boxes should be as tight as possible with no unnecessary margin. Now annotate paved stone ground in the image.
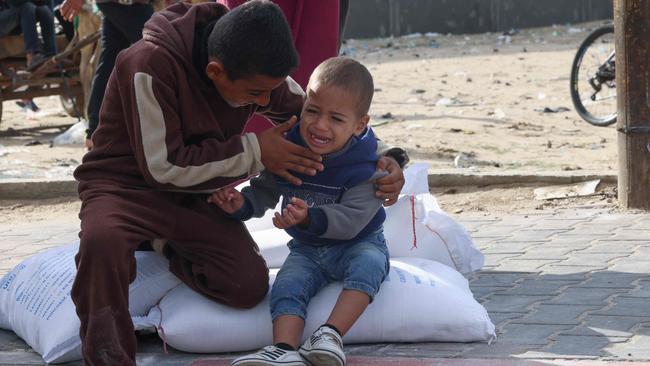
[1,207,650,365]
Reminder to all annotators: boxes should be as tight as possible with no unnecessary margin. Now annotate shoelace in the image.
[259,346,287,360]
[310,331,343,348]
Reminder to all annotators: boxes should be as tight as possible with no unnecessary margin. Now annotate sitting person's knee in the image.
[223,268,269,309]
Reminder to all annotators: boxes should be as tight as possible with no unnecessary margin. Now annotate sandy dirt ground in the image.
[0,21,621,220]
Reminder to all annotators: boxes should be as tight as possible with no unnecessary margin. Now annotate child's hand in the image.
[273,197,309,229]
[207,187,244,214]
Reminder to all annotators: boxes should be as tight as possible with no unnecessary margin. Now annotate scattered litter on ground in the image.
[562,165,583,171]
[533,179,601,200]
[50,121,88,147]
[453,153,500,168]
[535,106,571,113]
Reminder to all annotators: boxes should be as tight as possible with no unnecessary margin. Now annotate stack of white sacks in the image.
[0,164,495,363]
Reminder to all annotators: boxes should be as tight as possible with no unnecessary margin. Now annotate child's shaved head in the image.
[307,57,374,117]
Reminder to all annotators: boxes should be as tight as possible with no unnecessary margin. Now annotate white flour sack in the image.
[244,163,484,274]
[144,257,495,353]
[0,244,181,364]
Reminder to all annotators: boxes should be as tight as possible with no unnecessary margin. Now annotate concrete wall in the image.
[344,0,614,38]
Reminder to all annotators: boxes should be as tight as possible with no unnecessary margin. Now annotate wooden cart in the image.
[0,12,101,124]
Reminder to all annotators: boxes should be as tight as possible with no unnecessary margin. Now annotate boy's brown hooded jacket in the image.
[74,2,304,192]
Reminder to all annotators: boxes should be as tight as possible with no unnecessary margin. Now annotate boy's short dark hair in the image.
[308,57,374,116]
[208,0,299,80]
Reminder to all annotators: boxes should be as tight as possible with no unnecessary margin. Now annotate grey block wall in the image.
[344,0,613,38]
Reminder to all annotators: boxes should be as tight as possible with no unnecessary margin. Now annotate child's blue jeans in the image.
[270,229,389,320]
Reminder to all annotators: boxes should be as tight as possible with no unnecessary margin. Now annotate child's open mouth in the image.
[309,133,331,146]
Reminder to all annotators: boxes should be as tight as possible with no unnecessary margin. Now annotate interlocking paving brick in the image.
[476,215,538,226]
[592,296,650,317]
[496,323,574,345]
[608,232,650,241]
[495,259,560,272]
[482,254,523,267]
[459,342,542,358]
[542,209,602,220]
[0,351,48,365]
[541,335,627,358]
[469,286,509,300]
[506,230,564,242]
[471,226,525,237]
[609,258,650,273]
[469,272,532,287]
[604,324,650,360]
[347,343,478,359]
[628,218,650,230]
[567,224,630,235]
[526,220,584,230]
[589,213,636,224]
[576,241,640,254]
[626,280,650,298]
[482,294,549,313]
[488,312,527,327]
[472,237,502,249]
[559,253,627,268]
[533,243,592,253]
[560,315,650,338]
[513,247,573,260]
[512,304,601,325]
[544,286,629,306]
[499,278,578,296]
[0,330,25,352]
[538,265,592,280]
[481,242,541,254]
[578,272,640,289]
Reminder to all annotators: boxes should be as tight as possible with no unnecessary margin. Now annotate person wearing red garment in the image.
[219,0,340,134]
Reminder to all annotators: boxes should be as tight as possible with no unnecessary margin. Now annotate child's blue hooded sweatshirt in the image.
[232,123,386,246]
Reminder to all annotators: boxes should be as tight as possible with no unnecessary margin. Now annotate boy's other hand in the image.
[257,116,323,186]
[207,187,244,214]
[375,156,405,206]
[273,197,309,229]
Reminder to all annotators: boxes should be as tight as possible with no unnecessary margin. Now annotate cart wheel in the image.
[60,93,85,118]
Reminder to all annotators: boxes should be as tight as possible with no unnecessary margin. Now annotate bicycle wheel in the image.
[570,25,617,127]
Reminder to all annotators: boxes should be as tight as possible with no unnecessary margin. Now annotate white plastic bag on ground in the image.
[383,164,484,274]
[244,163,484,274]
[51,120,88,146]
[0,244,181,363]
[142,257,495,353]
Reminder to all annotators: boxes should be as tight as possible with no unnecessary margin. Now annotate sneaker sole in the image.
[300,349,344,366]
[231,360,307,366]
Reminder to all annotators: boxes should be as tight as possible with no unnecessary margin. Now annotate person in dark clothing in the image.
[70,1,406,365]
[1,0,56,65]
[1,0,56,112]
[8,0,57,64]
[0,0,21,37]
[60,0,154,150]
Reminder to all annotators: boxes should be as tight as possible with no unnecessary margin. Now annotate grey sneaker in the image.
[230,345,307,366]
[299,326,345,366]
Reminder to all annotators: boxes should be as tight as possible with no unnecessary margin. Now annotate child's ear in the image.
[353,115,370,136]
[206,60,227,82]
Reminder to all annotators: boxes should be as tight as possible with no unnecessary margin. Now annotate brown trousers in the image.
[71,183,269,365]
